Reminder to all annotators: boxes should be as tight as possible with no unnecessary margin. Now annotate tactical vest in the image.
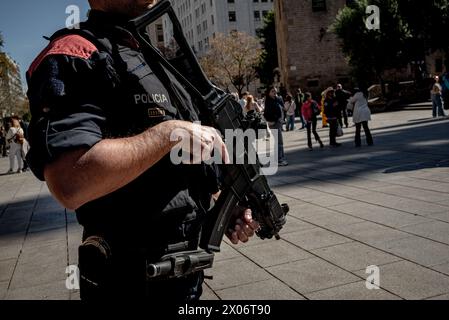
[48,22,219,251]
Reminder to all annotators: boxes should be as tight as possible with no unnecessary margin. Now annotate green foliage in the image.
[332,0,449,88]
[332,0,411,89]
[256,11,278,88]
[397,0,449,63]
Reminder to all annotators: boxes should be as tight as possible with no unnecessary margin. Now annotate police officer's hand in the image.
[226,208,260,245]
[169,121,230,164]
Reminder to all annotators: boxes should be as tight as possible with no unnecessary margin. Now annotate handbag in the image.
[336,123,344,137]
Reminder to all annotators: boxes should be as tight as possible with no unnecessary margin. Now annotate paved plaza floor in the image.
[0,108,448,300]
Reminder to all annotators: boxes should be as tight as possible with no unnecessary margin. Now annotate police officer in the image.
[26,0,259,301]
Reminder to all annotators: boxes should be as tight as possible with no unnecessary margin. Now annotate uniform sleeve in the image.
[26,53,112,181]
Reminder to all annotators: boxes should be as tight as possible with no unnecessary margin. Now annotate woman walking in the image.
[431,77,446,118]
[302,93,324,151]
[5,117,24,174]
[347,88,374,147]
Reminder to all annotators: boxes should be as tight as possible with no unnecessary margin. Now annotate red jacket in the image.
[301,100,318,122]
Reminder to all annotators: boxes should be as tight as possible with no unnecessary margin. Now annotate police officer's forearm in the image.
[44,120,185,210]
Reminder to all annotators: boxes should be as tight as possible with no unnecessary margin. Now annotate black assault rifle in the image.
[126,0,289,279]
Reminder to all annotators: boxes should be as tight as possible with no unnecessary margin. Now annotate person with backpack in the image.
[301,93,324,151]
[264,86,288,166]
[5,117,24,174]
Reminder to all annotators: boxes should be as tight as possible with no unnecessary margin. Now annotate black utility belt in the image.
[78,235,210,282]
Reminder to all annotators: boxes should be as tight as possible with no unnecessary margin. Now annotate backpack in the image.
[311,101,321,116]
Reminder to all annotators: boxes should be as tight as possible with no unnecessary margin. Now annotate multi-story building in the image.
[275,0,351,95]
[167,0,274,56]
[275,0,443,96]
[0,52,23,117]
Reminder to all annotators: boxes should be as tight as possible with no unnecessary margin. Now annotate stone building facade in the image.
[275,0,351,96]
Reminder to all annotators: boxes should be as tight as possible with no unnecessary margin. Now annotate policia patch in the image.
[148,107,166,118]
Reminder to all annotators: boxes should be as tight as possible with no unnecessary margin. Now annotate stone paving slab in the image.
[6,280,69,300]
[354,192,448,216]
[282,228,353,251]
[375,236,449,267]
[266,258,360,294]
[310,242,402,272]
[354,261,449,300]
[297,209,365,228]
[332,202,432,228]
[305,281,401,300]
[215,278,305,300]
[427,293,449,300]
[328,221,411,247]
[430,262,449,276]
[428,212,449,223]
[371,185,449,203]
[237,239,313,268]
[204,257,272,291]
[8,259,67,291]
[400,221,449,245]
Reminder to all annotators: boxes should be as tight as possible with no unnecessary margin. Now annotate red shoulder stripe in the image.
[27,34,98,78]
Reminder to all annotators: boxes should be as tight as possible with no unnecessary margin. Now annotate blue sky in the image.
[0,0,90,89]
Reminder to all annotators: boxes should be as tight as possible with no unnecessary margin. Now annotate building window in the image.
[312,0,327,12]
[262,10,269,18]
[228,0,235,3]
[254,11,261,21]
[229,11,236,22]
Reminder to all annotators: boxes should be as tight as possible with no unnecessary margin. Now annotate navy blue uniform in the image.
[26,11,218,301]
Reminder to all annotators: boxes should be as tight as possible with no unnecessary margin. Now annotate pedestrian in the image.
[431,76,446,118]
[347,88,374,147]
[26,0,259,301]
[294,88,306,129]
[301,93,324,151]
[5,117,24,174]
[283,94,296,131]
[0,127,6,158]
[323,87,341,147]
[244,94,262,113]
[335,83,351,128]
[264,86,288,166]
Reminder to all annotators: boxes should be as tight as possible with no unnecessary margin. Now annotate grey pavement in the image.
[0,109,449,300]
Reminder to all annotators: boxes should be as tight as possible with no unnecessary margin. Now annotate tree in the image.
[0,32,26,117]
[331,0,412,94]
[397,0,449,69]
[256,11,278,88]
[199,31,262,96]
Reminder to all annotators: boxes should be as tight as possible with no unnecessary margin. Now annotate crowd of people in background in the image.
[230,82,375,167]
[1,115,30,174]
